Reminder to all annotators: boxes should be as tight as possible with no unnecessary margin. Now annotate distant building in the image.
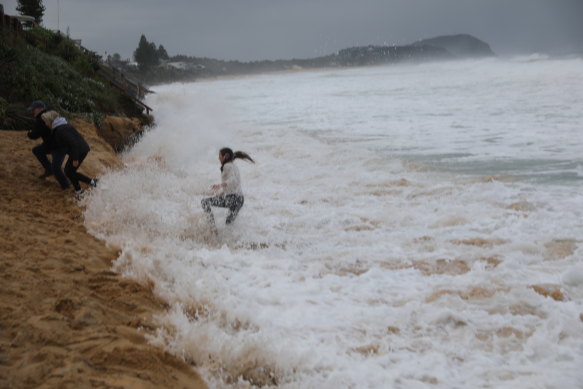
[0,8,38,33]
[13,15,36,30]
[161,61,205,71]
[164,61,188,70]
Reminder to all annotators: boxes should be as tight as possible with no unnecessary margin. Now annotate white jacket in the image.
[51,116,68,129]
[221,162,243,195]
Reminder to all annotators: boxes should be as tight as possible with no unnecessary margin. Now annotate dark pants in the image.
[32,143,70,189]
[64,151,92,191]
[201,194,244,225]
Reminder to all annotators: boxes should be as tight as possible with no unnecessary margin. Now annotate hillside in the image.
[125,33,495,84]
[412,34,496,58]
[0,19,148,131]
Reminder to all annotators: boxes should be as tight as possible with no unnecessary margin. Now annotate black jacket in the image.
[53,124,90,161]
[27,110,56,150]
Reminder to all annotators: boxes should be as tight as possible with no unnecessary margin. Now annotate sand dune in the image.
[0,121,207,389]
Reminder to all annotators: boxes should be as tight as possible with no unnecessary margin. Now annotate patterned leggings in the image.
[201,194,244,225]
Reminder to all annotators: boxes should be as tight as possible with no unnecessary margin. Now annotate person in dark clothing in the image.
[26,100,70,188]
[41,111,97,195]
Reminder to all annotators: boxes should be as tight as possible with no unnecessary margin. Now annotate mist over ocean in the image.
[85,57,583,389]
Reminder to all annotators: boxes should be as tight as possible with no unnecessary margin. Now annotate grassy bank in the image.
[0,26,145,130]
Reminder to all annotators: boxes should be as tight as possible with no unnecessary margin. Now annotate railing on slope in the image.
[97,63,153,114]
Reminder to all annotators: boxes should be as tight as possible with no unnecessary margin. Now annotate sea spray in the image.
[85,58,583,388]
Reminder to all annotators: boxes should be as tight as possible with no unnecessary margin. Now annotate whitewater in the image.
[84,57,583,389]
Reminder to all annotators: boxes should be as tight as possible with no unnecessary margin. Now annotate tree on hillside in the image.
[106,52,123,65]
[157,44,169,61]
[133,35,159,71]
[16,0,45,24]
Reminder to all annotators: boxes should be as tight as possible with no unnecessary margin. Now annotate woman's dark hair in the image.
[220,147,255,171]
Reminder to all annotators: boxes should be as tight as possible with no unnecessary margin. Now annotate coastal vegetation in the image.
[0,22,146,130]
[122,33,495,85]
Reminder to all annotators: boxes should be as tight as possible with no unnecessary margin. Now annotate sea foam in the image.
[85,58,583,388]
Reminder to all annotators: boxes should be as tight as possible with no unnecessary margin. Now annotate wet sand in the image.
[0,122,207,389]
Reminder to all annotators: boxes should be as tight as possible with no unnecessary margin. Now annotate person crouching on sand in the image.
[41,111,97,195]
[26,100,70,189]
[201,148,255,230]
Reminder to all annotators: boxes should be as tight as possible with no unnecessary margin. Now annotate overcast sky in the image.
[3,0,583,61]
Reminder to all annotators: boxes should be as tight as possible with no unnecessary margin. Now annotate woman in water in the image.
[201,147,254,229]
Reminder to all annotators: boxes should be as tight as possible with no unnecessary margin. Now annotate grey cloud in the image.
[2,0,582,60]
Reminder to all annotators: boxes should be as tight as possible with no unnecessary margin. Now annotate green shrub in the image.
[1,27,147,130]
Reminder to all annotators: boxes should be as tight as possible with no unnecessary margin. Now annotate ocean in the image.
[84,56,583,389]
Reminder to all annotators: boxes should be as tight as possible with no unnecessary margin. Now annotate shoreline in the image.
[147,65,346,87]
[0,123,207,389]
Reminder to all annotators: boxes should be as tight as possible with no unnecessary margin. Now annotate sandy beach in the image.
[0,120,207,389]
